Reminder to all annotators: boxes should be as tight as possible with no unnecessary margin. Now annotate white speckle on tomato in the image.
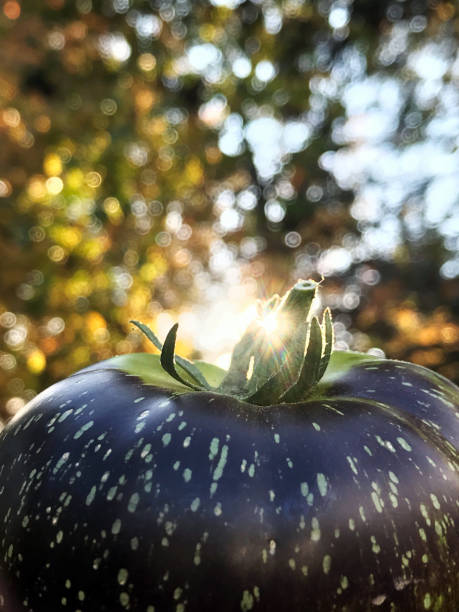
[371,492,383,513]
[430,493,440,510]
[310,517,321,541]
[240,589,254,611]
[317,473,328,496]
[85,486,96,506]
[130,537,139,550]
[397,437,412,452]
[106,486,117,501]
[117,568,129,585]
[57,409,73,423]
[371,536,381,554]
[162,433,171,447]
[209,437,219,460]
[389,471,399,483]
[52,452,70,474]
[346,456,358,475]
[213,445,229,481]
[73,420,94,440]
[128,492,140,513]
[135,421,146,434]
[322,554,331,574]
[141,443,152,459]
[120,592,130,608]
[193,543,202,565]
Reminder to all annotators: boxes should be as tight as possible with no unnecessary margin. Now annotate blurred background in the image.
[0,0,458,422]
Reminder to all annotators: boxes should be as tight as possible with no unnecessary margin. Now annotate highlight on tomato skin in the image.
[0,280,458,611]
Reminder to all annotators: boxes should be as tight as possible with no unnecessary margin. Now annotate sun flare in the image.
[259,312,278,334]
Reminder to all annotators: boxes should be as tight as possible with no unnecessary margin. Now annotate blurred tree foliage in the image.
[0,0,458,420]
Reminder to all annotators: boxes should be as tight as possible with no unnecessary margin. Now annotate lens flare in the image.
[259,312,278,334]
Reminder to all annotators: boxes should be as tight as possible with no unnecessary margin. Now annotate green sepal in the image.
[245,294,282,393]
[131,320,211,390]
[217,322,260,395]
[160,324,205,391]
[173,352,212,390]
[282,317,323,403]
[247,280,317,396]
[129,280,337,406]
[318,308,333,380]
[131,320,162,351]
[261,294,281,314]
[76,353,226,393]
[245,335,276,395]
[244,366,285,405]
[245,322,308,404]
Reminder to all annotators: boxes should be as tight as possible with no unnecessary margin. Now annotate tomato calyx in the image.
[132,279,334,406]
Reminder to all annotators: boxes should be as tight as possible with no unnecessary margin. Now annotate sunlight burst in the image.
[259,312,278,334]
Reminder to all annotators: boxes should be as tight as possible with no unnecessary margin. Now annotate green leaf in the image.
[160,324,204,391]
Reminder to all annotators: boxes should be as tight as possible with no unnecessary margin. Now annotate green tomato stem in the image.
[133,279,335,406]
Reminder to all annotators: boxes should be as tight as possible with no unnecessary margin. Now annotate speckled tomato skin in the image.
[0,359,458,611]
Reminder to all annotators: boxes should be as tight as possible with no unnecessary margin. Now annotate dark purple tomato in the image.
[0,281,458,611]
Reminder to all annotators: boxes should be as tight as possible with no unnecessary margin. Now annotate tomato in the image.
[0,280,458,611]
